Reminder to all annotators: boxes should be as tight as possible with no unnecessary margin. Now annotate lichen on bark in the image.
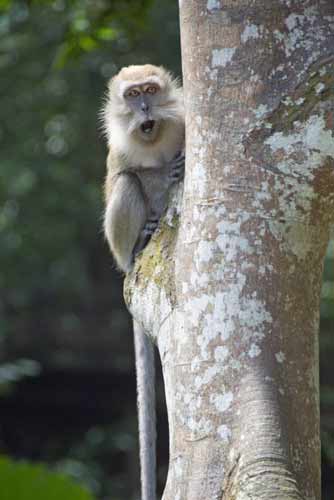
[125,1,334,499]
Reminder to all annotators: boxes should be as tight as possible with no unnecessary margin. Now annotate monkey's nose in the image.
[141,101,149,113]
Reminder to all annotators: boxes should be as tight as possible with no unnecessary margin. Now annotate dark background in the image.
[0,1,333,499]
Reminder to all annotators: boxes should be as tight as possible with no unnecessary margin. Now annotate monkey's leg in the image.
[133,321,156,500]
[104,173,146,272]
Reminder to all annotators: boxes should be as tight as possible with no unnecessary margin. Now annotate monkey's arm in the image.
[104,149,185,271]
[104,172,147,272]
[131,151,185,256]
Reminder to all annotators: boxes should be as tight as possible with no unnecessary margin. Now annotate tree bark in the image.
[125,1,334,499]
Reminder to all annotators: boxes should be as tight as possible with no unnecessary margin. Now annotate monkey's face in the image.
[123,82,164,142]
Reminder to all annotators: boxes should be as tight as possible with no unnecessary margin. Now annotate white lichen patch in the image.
[274,30,284,43]
[207,0,220,11]
[194,240,216,264]
[276,9,326,61]
[239,297,273,331]
[210,391,234,412]
[265,114,334,173]
[211,48,236,68]
[184,294,210,327]
[217,424,232,442]
[190,269,210,289]
[183,392,202,412]
[195,365,220,390]
[285,13,300,31]
[192,161,207,197]
[315,82,325,95]
[174,457,183,478]
[254,104,269,119]
[214,346,229,363]
[275,351,286,363]
[186,416,214,435]
[248,343,261,358]
[241,23,260,43]
[187,125,208,197]
[263,121,332,249]
[190,264,273,363]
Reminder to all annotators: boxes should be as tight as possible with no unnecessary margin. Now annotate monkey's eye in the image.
[126,89,140,98]
[146,86,158,94]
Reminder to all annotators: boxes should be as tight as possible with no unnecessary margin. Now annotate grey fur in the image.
[134,321,156,500]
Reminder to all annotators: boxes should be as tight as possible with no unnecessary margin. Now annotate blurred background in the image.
[0,1,333,499]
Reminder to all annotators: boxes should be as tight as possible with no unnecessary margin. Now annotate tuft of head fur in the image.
[100,64,184,160]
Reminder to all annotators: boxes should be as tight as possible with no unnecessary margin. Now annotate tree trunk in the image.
[125,1,334,499]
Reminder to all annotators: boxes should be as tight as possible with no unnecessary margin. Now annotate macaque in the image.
[101,64,185,500]
[102,64,185,272]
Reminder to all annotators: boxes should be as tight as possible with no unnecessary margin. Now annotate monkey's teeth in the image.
[141,120,155,133]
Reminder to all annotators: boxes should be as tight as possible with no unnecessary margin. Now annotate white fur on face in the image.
[118,76,164,98]
[101,70,184,167]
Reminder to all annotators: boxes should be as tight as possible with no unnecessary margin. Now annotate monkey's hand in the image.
[168,151,185,184]
[132,214,160,258]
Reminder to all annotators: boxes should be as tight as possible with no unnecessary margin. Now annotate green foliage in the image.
[0,0,181,344]
[0,456,95,500]
[0,0,154,67]
[0,0,107,325]
[0,2,180,496]
[0,0,11,10]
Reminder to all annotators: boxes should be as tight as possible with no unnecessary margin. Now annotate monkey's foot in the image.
[133,216,159,257]
[142,216,159,237]
[169,151,185,183]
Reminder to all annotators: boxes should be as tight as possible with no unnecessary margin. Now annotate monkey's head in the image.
[104,64,184,144]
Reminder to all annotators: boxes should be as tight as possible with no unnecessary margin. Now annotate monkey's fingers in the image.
[144,222,158,233]
[173,151,185,165]
[170,151,185,178]
[144,214,159,234]
[170,163,185,183]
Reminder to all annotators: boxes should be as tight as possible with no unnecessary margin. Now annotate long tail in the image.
[133,321,156,500]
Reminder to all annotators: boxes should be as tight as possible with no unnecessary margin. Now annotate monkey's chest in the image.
[138,170,170,217]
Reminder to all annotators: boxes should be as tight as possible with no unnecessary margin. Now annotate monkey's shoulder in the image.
[104,147,126,200]
[106,147,127,174]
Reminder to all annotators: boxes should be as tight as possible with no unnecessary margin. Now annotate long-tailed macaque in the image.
[102,64,185,500]
[103,64,185,272]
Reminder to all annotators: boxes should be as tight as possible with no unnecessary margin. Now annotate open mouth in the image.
[140,120,155,134]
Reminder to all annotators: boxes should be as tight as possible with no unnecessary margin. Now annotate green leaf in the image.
[78,35,97,52]
[0,456,95,500]
[96,27,117,41]
[0,0,11,12]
